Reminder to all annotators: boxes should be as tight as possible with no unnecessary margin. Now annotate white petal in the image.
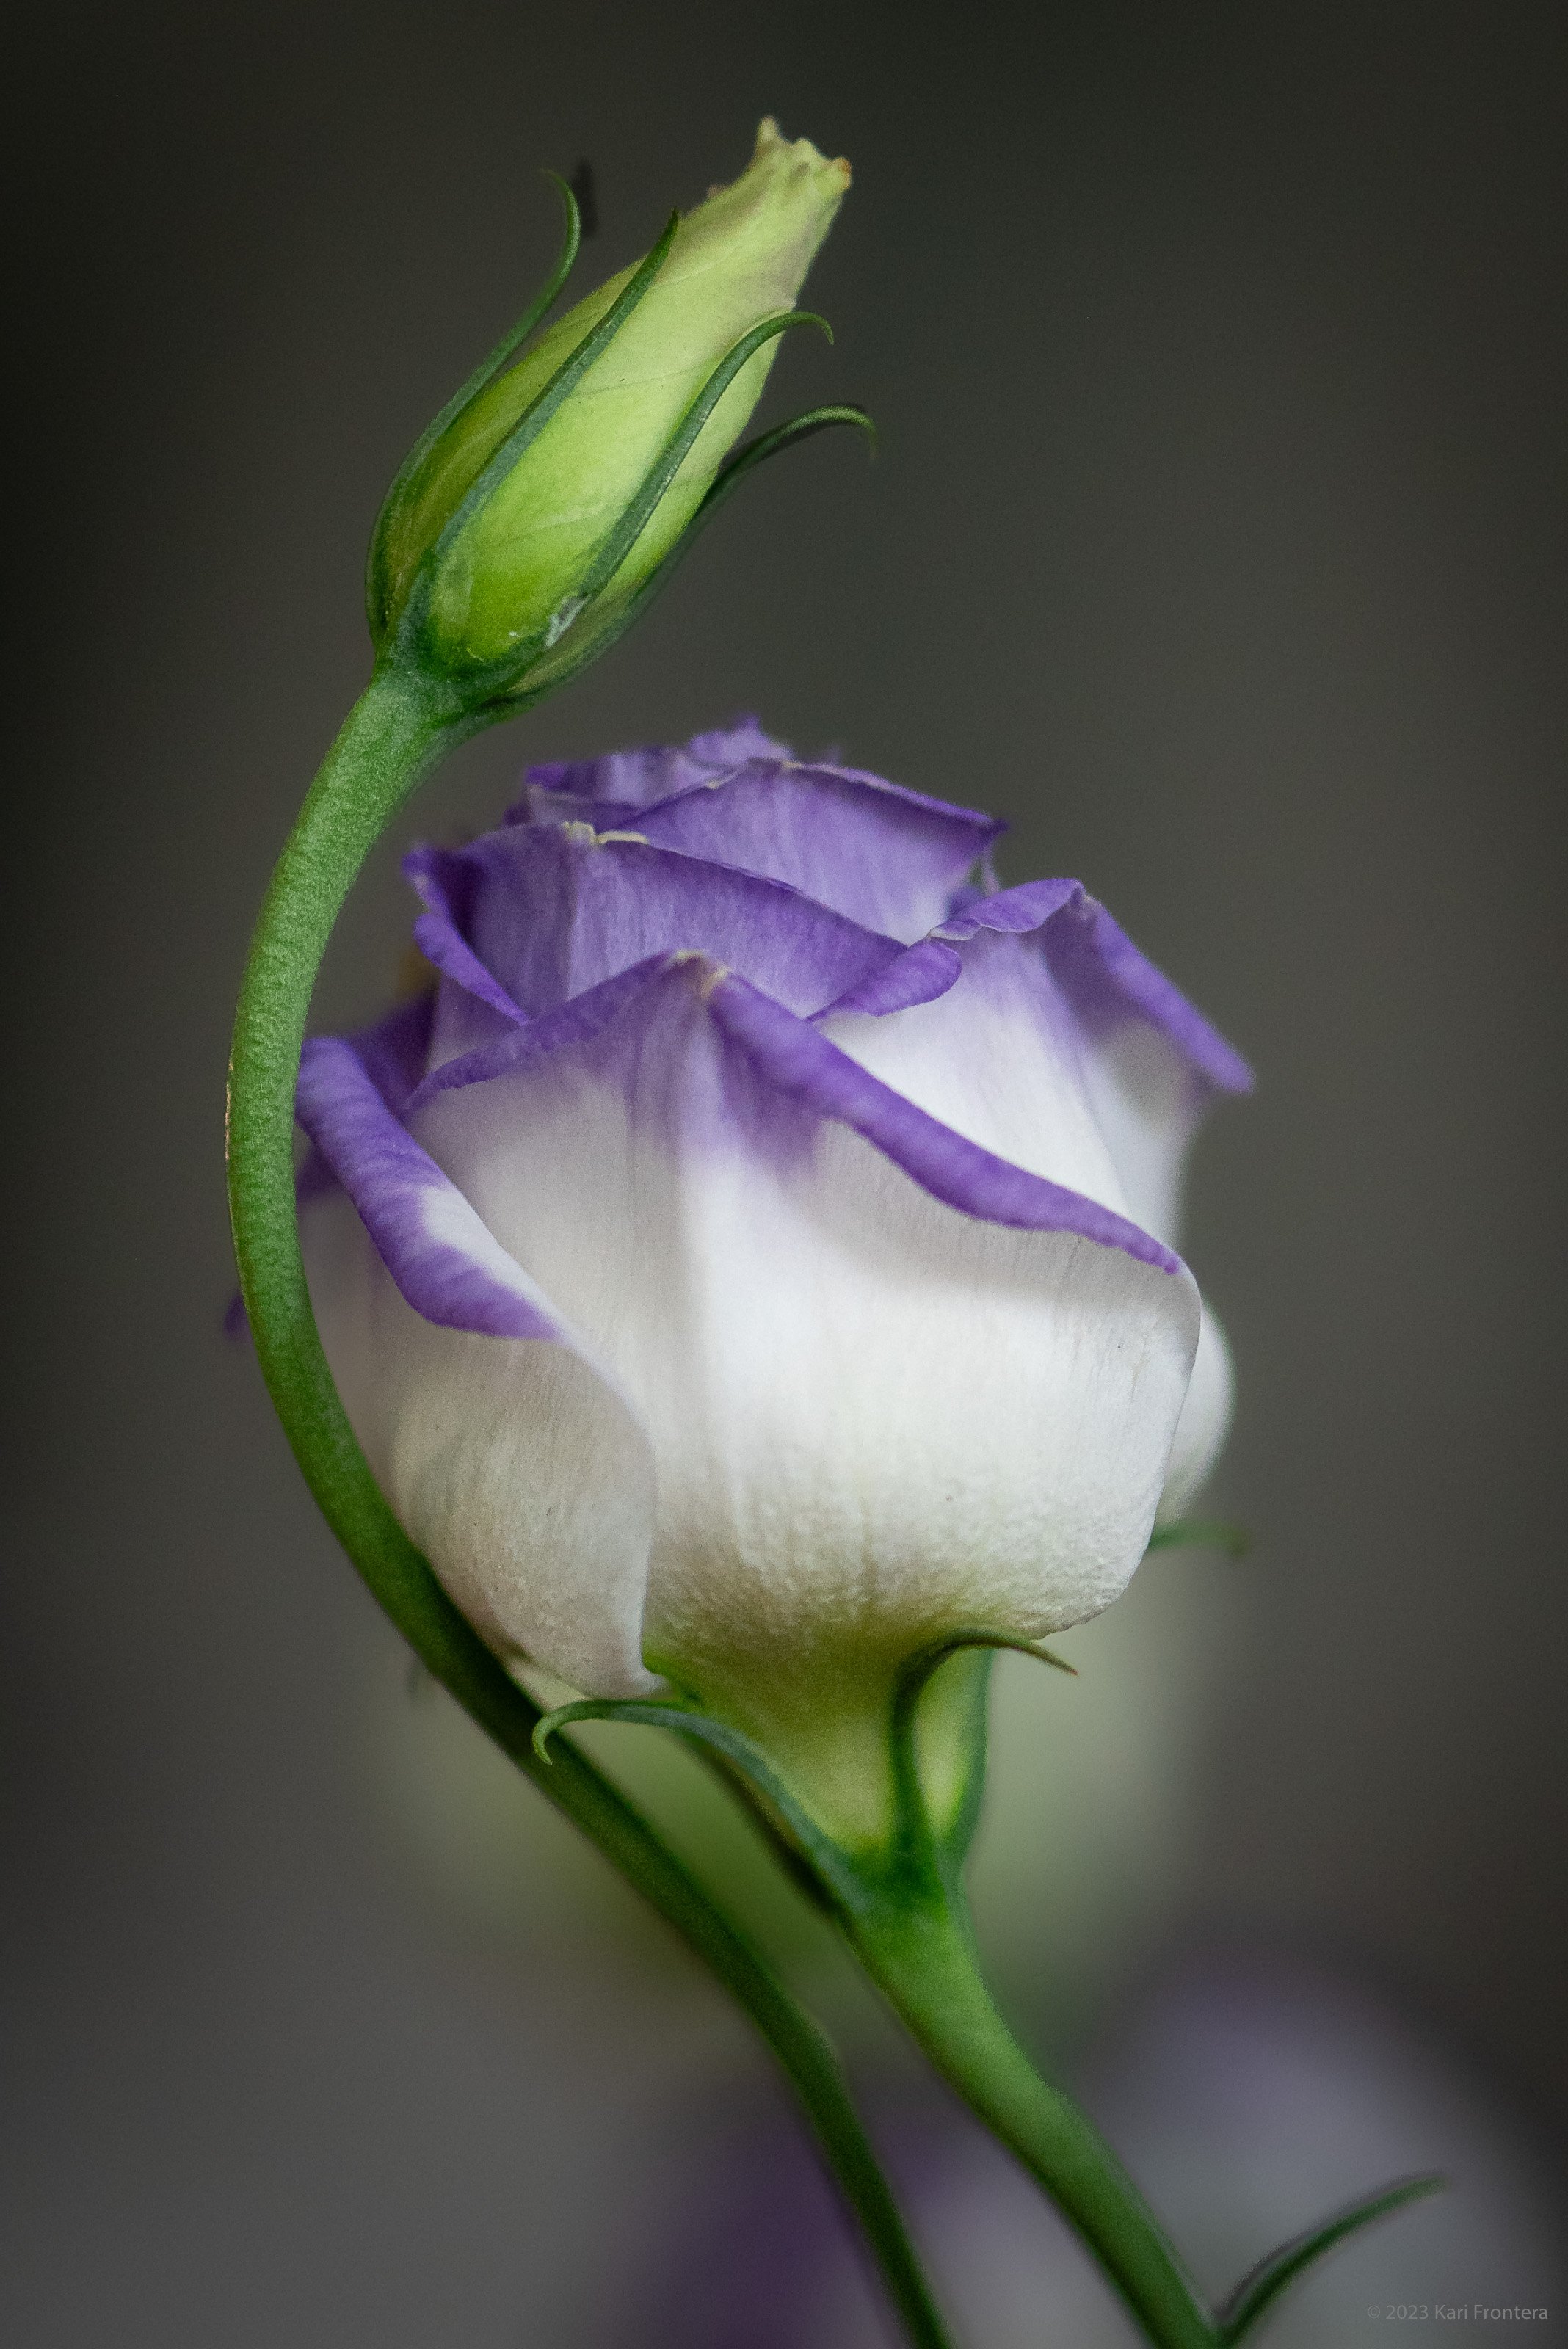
[410,973,1202,1708]
[1074,1016,1205,1249]
[302,1187,659,1696]
[821,929,1136,1213]
[1157,1303,1235,1522]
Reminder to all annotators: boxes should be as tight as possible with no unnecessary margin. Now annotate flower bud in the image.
[370,122,852,697]
[297,724,1250,1853]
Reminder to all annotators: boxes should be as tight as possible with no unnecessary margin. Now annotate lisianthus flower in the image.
[298,722,1249,1839]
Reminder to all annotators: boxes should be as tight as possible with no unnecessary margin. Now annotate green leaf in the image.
[531,1694,689,1763]
[1218,2174,1444,2343]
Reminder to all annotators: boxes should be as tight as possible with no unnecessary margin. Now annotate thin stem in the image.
[225,664,954,2349]
[852,1886,1217,2349]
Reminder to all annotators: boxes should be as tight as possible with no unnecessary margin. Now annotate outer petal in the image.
[227,995,439,1337]
[1157,1304,1235,1521]
[404,957,1200,1709]
[826,880,1252,1252]
[707,973,1177,1268]
[941,881,1250,1092]
[298,990,438,1206]
[819,928,1141,1236]
[296,1035,658,1696]
[973,884,1252,1248]
[884,881,1247,1514]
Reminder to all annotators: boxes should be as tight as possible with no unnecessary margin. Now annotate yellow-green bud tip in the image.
[686,117,852,285]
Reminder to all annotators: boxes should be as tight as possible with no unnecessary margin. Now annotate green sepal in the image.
[366,173,583,643]
[888,1629,1077,1876]
[392,244,826,712]
[1146,1517,1250,1559]
[702,402,876,512]
[531,1697,864,1914]
[391,207,681,661]
[502,401,875,712]
[915,1647,993,1873]
[551,311,835,622]
[894,1630,1077,1692]
[509,311,838,678]
[1216,2173,1444,2344]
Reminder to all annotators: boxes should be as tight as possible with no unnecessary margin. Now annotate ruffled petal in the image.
[296,1034,658,1696]
[507,727,1001,942]
[510,716,790,816]
[404,956,1200,1704]
[227,995,439,1339]
[410,824,912,1020]
[819,940,1138,1241]
[823,879,1251,1252]
[298,991,438,1206]
[402,846,528,1071]
[708,971,1179,1270]
[623,760,1001,942]
[813,937,962,1018]
[298,1037,560,1340]
[344,990,438,1117]
[941,881,1252,1097]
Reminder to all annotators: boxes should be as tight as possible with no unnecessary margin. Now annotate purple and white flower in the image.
[299,721,1249,1814]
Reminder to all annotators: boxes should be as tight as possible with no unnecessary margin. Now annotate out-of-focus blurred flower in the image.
[624,1954,1564,2349]
[298,722,1249,1837]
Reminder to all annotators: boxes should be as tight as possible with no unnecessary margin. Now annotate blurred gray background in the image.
[4,1,1565,2342]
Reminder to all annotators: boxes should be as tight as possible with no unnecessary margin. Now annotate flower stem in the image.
[851,1885,1217,2349]
[225,663,954,2349]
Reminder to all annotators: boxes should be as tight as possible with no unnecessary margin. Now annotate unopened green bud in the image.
[369,120,855,704]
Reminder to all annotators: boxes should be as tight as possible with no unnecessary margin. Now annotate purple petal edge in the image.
[227,998,442,1339]
[813,937,963,1018]
[800,760,1005,842]
[399,955,1181,1274]
[403,955,689,1116]
[709,973,1184,1274]
[511,716,792,816]
[937,880,1255,1095]
[404,847,529,1025]
[297,1036,561,1341]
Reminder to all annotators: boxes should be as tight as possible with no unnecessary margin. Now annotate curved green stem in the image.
[225,663,954,2349]
[851,1884,1216,2349]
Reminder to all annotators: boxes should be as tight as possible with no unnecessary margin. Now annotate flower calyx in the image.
[532,1627,1081,1929]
